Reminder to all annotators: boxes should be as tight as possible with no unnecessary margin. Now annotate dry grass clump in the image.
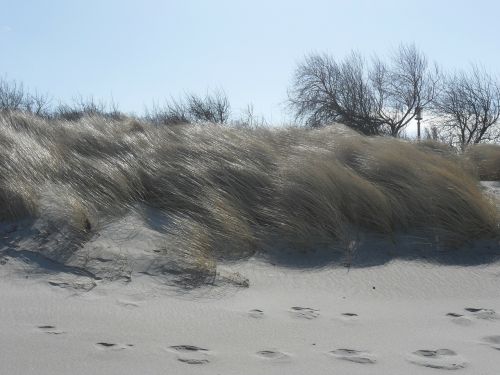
[0,112,498,272]
[355,139,497,242]
[465,144,500,181]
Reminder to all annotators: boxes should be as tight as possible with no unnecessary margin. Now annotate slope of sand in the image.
[0,182,498,375]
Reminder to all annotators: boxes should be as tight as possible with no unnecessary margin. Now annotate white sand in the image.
[0,182,499,374]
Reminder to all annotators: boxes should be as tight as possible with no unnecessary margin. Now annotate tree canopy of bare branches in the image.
[288,44,439,136]
[434,65,500,150]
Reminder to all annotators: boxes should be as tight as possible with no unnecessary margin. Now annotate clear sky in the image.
[1,0,499,124]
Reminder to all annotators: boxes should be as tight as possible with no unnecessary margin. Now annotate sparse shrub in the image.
[145,90,231,126]
[54,96,124,121]
[0,78,51,116]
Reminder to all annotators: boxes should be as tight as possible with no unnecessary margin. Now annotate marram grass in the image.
[0,111,498,267]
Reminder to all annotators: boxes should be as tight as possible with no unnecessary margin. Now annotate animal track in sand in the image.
[464,307,499,320]
[289,306,320,320]
[256,349,290,361]
[407,349,467,370]
[37,325,65,335]
[481,335,500,350]
[329,349,376,364]
[168,345,211,365]
[248,309,264,318]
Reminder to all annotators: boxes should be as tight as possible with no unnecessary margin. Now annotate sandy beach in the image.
[0,181,499,374]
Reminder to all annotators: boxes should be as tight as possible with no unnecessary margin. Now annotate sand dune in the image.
[0,112,499,373]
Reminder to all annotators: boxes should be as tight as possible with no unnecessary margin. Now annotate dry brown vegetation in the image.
[465,144,500,181]
[0,112,498,269]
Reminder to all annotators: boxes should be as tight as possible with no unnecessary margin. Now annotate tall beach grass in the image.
[0,111,498,272]
[466,143,500,181]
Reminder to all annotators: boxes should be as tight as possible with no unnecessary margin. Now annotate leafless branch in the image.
[434,65,500,150]
[288,44,440,136]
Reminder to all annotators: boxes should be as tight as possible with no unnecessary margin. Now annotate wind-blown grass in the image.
[466,143,500,181]
[0,111,498,271]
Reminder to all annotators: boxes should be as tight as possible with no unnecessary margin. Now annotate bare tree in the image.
[288,52,381,134]
[434,65,500,150]
[288,44,439,136]
[371,44,440,136]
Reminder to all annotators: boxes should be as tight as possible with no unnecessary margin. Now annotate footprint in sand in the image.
[37,325,65,335]
[116,299,140,309]
[481,336,500,350]
[256,349,290,362]
[168,345,211,365]
[329,349,376,364]
[464,307,499,320]
[340,312,359,322]
[48,278,96,292]
[407,349,467,370]
[248,309,264,319]
[342,313,358,317]
[446,313,473,326]
[95,342,134,351]
[289,306,320,320]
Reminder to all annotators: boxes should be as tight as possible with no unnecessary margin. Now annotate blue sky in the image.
[1,0,499,123]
